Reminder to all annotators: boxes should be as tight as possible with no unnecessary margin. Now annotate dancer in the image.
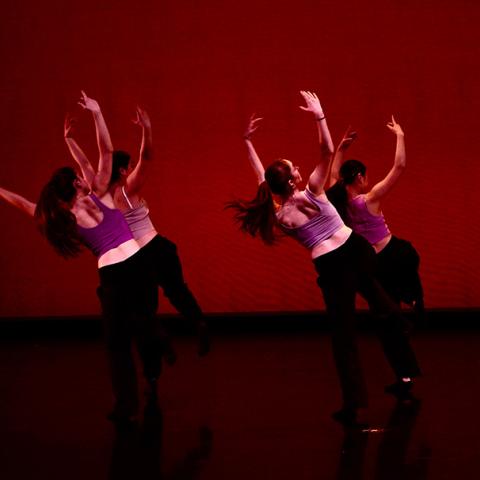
[64,106,209,356]
[1,92,163,424]
[228,91,420,426]
[326,120,424,315]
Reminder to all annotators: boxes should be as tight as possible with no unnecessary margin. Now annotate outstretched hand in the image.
[132,106,151,129]
[299,90,324,118]
[244,113,263,140]
[338,126,358,151]
[78,90,101,113]
[386,115,404,136]
[64,114,76,139]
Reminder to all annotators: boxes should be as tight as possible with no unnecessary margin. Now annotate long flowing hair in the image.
[34,167,83,258]
[227,159,293,245]
[326,159,366,221]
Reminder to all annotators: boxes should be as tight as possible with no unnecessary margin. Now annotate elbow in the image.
[320,142,334,156]
[396,158,407,171]
[321,144,334,158]
[101,147,114,157]
[93,177,109,196]
[142,148,154,161]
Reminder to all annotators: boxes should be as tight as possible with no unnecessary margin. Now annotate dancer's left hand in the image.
[338,126,358,151]
[63,114,76,139]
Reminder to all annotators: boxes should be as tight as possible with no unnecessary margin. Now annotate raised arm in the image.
[64,115,95,188]
[299,91,334,195]
[78,91,113,195]
[367,115,406,203]
[243,114,265,185]
[326,126,358,189]
[125,107,153,195]
[0,186,36,217]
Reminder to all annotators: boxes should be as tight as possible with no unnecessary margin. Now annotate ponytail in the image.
[326,181,348,221]
[327,159,367,222]
[226,181,279,245]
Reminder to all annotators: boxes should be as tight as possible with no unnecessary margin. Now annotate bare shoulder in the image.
[304,187,328,201]
[364,192,382,215]
[277,191,320,227]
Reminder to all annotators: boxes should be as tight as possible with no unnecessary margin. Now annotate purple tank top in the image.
[280,189,345,249]
[345,195,390,245]
[76,194,134,258]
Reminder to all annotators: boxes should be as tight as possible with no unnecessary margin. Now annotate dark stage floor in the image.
[1,328,479,479]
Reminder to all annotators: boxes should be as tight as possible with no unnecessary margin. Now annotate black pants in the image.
[142,234,203,322]
[314,232,421,409]
[376,236,424,307]
[98,249,163,417]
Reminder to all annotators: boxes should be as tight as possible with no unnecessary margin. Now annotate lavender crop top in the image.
[345,195,391,245]
[280,189,345,249]
[121,187,156,240]
[76,194,134,258]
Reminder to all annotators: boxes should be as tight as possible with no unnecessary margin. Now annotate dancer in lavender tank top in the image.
[228,91,420,427]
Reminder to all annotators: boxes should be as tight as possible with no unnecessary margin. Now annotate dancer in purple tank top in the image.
[0,92,166,425]
[64,106,209,357]
[228,91,420,427]
[326,118,424,320]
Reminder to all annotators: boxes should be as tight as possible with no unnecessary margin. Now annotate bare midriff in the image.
[371,233,392,254]
[135,229,158,248]
[310,225,352,259]
[98,239,141,268]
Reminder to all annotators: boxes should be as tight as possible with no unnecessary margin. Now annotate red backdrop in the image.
[1,0,479,316]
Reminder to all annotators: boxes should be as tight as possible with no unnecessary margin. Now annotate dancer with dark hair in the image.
[228,91,420,427]
[64,106,209,356]
[326,119,424,316]
[1,92,165,425]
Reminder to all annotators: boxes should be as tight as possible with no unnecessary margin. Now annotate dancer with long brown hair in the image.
[1,92,165,425]
[64,106,209,356]
[228,91,420,427]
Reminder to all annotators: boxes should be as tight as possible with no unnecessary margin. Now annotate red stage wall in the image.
[0,0,479,316]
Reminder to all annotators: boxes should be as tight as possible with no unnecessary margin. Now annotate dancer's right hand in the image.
[386,115,404,136]
[299,90,324,118]
[78,90,101,113]
[133,106,151,130]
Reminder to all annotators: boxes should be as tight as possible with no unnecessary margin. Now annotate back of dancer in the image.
[326,120,424,315]
[65,107,209,356]
[2,92,165,426]
[228,92,421,427]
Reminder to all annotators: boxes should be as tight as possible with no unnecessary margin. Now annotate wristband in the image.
[316,116,326,121]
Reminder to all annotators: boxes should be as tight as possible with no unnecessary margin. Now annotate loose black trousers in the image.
[314,232,421,408]
[98,249,162,417]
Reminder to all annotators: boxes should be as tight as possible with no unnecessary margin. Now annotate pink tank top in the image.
[345,195,390,245]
